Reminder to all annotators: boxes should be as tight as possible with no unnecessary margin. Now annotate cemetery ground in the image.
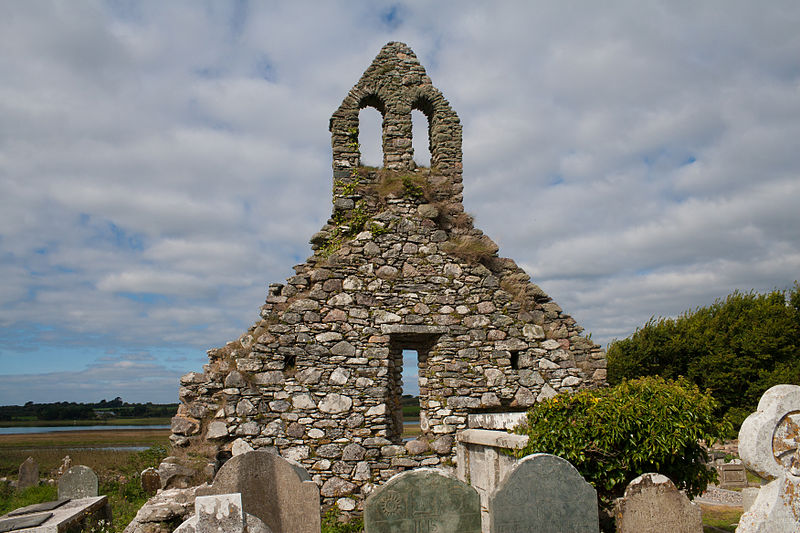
[0,428,170,532]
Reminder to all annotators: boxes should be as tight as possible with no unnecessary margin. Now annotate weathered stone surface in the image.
[173,493,272,533]
[124,486,202,533]
[738,384,800,533]
[158,457,197,490]
[321,476,357,498]
[319,393,353,414]
[489,453,599,532]
[365,468,480,533]
[615,473,701,533]
[197,451,319,533]
[17,457,38,490]
[141,467,161,496]
[58,465,98,499]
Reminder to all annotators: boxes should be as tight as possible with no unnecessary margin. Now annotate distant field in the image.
[0,417,172,428]
[0,428,170,450]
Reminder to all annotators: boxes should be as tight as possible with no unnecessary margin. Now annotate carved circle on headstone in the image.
[772,411,800,470]
[739,384,800,479]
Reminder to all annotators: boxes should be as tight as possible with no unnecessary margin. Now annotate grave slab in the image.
[58,465,98,500]
[196,450,319,533]
[0,496,110,533]
[489,453,599,533]
[615,473,702,533]
[365,468,481,533]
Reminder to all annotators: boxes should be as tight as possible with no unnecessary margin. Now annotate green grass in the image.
[0,444,169,532]
[700,503,742,532]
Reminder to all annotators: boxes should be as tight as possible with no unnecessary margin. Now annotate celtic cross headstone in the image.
[737,384,800,532]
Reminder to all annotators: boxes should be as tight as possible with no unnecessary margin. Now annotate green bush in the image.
[515,376,729,526]
[607,285,800,430]
[321,507,364,533]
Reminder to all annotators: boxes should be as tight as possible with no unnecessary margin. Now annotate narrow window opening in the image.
[283,353,297,372]
[401,349,421,439]
[510,351,520,370]
[358,106,383,168]
[411,109,431,167]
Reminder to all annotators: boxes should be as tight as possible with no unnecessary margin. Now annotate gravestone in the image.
[173,493,272,533]
[365,468,481,533]
[737,384,800,533]
[58,465,98,499]
[17,457,38,490]
[716,463,748,489]
[141,467,161,495]
[489,453,599,533]
[614,473,702,533]
[196,450,319,533]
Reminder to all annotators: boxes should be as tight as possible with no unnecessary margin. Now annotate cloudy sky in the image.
[1,1,798,404]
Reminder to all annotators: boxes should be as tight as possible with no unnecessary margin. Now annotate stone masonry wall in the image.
[170,42,606,511]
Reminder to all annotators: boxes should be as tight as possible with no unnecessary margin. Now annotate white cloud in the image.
[1,1,800,402]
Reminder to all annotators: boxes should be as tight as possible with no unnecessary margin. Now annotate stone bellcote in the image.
[329,42,463,205]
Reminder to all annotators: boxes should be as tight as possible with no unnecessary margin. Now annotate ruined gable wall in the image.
[171,43,606,509]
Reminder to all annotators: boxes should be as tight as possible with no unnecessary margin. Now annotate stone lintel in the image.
[467,412,527,431]
[380,325,447,336]
[457,429,529,450]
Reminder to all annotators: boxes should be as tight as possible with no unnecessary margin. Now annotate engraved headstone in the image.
[716,463,748,489]
[173,493,272,533]
[196,450,319,533]
[489,453,599,533]
[141,467,161,496]
[737,384,800,533]
[58,465,98,499]
[615,473,702,533]
[17,457,38,490]
[365,468,481,533]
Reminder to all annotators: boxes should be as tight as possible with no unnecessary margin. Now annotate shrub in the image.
[321,507,364,533]
[514,376,729,527]
[607,285,800,430]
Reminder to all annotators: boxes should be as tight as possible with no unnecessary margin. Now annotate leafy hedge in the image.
[607,285,800,429]
[515,376,729,523]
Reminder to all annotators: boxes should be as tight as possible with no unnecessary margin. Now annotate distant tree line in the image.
[0,397,178,421]
[607,284,800,429]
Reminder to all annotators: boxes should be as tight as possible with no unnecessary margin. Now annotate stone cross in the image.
[737,384,800,532]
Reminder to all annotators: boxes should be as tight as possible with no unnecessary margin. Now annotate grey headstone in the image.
[196,450,319,533]
[365,468,481,533]
[716,463,748,489]
[58,465,98,499]
[141,467,161,496]
[614,473,702,533]
[173,493,272,533]
[17,457,38,491]
[0,513,53,532]
[489,453,599,533]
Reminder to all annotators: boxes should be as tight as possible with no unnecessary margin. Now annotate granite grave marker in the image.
[489,453,599,533]
[365,468,481,533]
[196,450,319,533]
[17,457,38,490]
[614,473,702,533]
[58,465,98,499]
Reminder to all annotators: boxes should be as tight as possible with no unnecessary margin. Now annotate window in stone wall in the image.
[358,106,383,167]
[510,351,520,370]
[411,109,431,167]
[401,349,421,439]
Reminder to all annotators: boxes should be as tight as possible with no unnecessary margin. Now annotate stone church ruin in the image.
[170,42,606,506]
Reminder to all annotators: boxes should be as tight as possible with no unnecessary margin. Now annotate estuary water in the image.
[0,424,170,435]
